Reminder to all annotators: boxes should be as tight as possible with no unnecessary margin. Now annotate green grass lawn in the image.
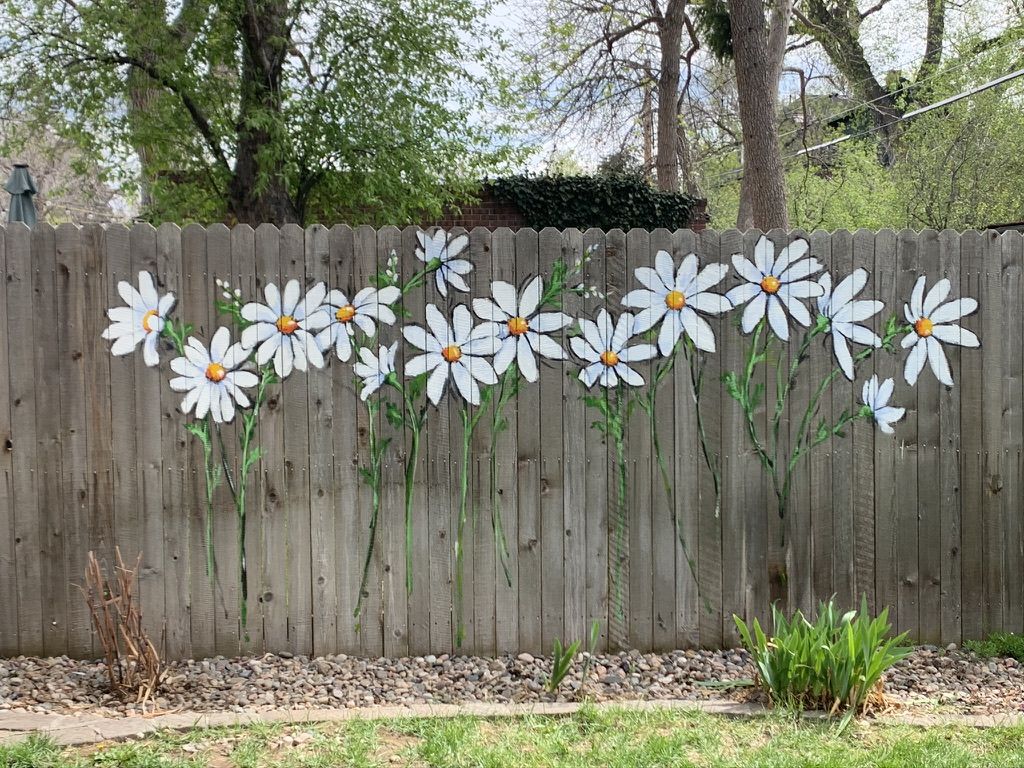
[4,707,1024,768]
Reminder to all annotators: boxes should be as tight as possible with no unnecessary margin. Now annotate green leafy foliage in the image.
[964,632,1024,662]
[0,0,522,224]
[735,597,911,718]
[546,637,583,693]
[490,174,699,231]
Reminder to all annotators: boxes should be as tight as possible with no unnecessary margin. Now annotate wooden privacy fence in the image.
[0,223,1020,661]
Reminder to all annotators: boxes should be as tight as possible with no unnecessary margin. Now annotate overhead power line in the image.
[777,19,1023,144]
[792,65,1024,156]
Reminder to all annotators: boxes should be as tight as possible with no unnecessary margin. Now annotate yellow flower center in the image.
[508,316,529,336]
[600,350,619,367]
[442,344,462,363]
[760,275,781,294]
[915,317,934,337]
[335,304,356,323]
[205,362,227,383]
[665,290,686,311]
[276,315,299,334]
[141,309,158,332]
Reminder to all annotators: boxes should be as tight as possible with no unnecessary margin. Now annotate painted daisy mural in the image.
[101,271,176,366]
[623,250,731,355]
[240,280,330,377]
[472,276,571,382]
[725,236,824,341]
[902,276,980,386]
[95,225,986,653]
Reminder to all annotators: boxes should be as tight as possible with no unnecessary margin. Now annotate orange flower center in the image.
[915,317,934,337]
[141,309,158,332]
[276,315,299,334]
[508,316,529,336]
[600,350,619,367]
[760,275,781,294]
[335,304,356,323]
[665,290,686,311]
[205,362,227,383]
[441,344,462,363]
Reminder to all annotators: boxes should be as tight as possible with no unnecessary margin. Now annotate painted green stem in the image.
[455,395,492,647]
[354,400,384,624]
[611,388,629,630]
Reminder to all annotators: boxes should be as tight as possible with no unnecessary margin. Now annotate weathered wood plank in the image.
[561,228,587,647]
[916,229,942,644]
[830,229,856,611]
[469,226,496,655]
[328,225,361,654]
[647,228,676,651]
[808,230,833,611]
[183,222,217,659]
[671,227,700,649]
[33,225,67,655]
[894,228,920,639]
[305,224,337,656]
[378,224,409,658]
[54,224,92,656]
[206,221,242,655]
[603,228,629,650]
[851,229,877,612]
[0,226,17,656]
[489,228,519,654]
[7,225,42,654]
[624,227,654,651]
[981,229,1004,634]
[538,227,566,652]
[937,230,962,644]
[873,229,900,628]
[958,230,985,642]
[352,225,384,656]
[1000,231,1023,634]
[402,225,431,656]
[155,223,189,660]
[580,228,608,650]
[254,223,287,652]
[78,224,114,644]
[697,228,724,649]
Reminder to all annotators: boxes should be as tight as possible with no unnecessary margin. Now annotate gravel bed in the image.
[1,646,1021,718]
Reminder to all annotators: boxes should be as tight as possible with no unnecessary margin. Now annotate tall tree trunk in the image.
[227,0,300,225]
[731,0,789,229]
[654,0,686,191]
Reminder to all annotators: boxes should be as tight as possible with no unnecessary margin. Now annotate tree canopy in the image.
[0,0,522,225]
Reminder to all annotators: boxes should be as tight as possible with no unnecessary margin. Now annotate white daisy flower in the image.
[569,308,657,388]
[816,269,884,381]
[622,250,731,355]
[471,275,571,383]
[724,236,824,341]
[901,275,980,387]
[353,342,397,401]
[416,229,473,297]
[240,280,331,378]
[101,271,175,366]
[861,375,905,435]
[316,286,401,362]
[403,304,501,406]
[168,327,258,423]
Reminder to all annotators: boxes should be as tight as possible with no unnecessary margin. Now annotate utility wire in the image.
[703,65,1024,180]
[777,19,1023,143]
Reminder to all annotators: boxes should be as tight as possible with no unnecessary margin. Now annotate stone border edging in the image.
[2,699,1022,747]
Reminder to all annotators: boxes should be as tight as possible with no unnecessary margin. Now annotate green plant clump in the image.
[965,632,1024,661]
[735,596,911,717]
[489,173,700,231]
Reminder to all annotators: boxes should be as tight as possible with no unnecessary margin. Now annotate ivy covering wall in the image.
[489,174,700,231]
